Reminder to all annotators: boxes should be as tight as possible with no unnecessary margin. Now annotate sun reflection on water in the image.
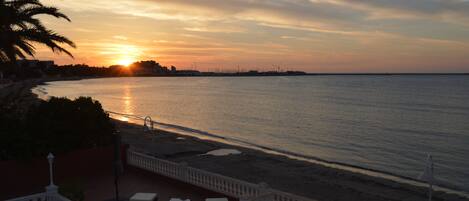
[119,84,133,121]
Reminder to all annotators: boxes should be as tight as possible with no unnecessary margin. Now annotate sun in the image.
[109,44,142,66]
[117,58,134,66]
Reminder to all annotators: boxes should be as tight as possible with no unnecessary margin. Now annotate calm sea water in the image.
[35,76,469,191]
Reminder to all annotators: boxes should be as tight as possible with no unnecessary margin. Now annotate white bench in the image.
[205,198,228,201]
[130,193,158,201]
[169,198,190,201]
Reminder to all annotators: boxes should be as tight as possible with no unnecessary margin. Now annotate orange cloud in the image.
[32,0,469,72]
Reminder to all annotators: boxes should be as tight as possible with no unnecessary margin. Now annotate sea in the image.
[33,75,469,193]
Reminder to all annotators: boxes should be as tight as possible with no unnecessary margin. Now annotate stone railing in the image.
[5,192,71,201]
[5,193,46,201]
[127,150,315,201]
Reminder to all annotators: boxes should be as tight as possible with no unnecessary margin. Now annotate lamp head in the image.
[47,153,54,162]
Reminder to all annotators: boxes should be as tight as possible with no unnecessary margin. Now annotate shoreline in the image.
[3,78,469,201]
[113,119,469,201]
[110,111,467,196]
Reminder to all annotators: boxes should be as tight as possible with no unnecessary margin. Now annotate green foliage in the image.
[0,97,115,160]
[0,105,32,159]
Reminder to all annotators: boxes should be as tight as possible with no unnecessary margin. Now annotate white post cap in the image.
[47,153,54,161]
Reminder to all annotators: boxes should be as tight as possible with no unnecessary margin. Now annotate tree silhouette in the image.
[0,0,75,64]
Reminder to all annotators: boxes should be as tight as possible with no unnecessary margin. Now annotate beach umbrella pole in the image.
[428,182,432,201]
[429,159,433,201]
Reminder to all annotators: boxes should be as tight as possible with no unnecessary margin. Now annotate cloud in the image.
[183,26,244,33]
[43,0,469,38]
[338,0,469,16]
[144,0,367,30]
[37,0,469,72]
[330,0,469,23]
[113,35,128,40]
[135,0,469,41]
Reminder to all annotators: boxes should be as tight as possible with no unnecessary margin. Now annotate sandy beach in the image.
[2,79,468,201]
[115,120,468,201]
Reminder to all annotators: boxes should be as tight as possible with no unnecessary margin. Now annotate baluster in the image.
[225,182,228,194]
[233,183,236,195]
[126,151,311,201]
[233,183,237,195]
[207,175,211,187]
[210,176,214,188]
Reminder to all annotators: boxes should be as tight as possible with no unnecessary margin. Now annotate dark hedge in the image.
[0,97,115,160]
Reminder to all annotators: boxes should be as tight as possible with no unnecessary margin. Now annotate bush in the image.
[0,97,115,160]
[0,106,32,160]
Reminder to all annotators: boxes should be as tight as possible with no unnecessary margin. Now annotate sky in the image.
[33,0,469,73]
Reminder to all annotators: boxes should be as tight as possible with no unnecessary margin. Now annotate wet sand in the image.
[115,120,468,201]
[2,79,468,201]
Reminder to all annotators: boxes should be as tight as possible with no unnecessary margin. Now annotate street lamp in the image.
[114,131,123,201]
[46,153,58,195]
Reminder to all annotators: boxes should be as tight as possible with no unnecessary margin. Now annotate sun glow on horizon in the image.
[116,58,134,66]
[109,44,142,66]
[38,0,469,72]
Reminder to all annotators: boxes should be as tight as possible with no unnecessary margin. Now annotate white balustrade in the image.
[5,187,71,201]
[5,193,47,201]
[127,150,315,201]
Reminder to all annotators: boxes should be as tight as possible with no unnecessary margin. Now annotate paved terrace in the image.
[85,166,234,201]
[0,146,233,201]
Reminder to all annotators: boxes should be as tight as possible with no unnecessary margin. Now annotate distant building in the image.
[176,70,201,76]
[17,60,54,69]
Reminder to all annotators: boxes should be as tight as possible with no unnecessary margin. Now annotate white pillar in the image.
[46,153,58,195]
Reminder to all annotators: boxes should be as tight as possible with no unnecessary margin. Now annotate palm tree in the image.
[0,0,75,64]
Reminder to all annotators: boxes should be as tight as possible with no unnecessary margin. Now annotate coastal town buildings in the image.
[17,60,55,69]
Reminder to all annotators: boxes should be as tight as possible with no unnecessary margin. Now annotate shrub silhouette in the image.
[0,97,115,160]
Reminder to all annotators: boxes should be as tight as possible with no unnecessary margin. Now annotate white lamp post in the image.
[45,153,58,195]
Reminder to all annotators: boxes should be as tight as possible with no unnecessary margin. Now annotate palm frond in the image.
[14,40,35,57]
[13,46,27,59]
[47,31,76,48]
[23,6,71,21]
[16,15,47,31]
[0,0,75,62]
[18,29,75,58]
[1,45,17,62]
[0,51,9,63]
[5,0,43,8]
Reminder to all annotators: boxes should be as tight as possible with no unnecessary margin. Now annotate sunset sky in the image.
[35,0,469,73]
